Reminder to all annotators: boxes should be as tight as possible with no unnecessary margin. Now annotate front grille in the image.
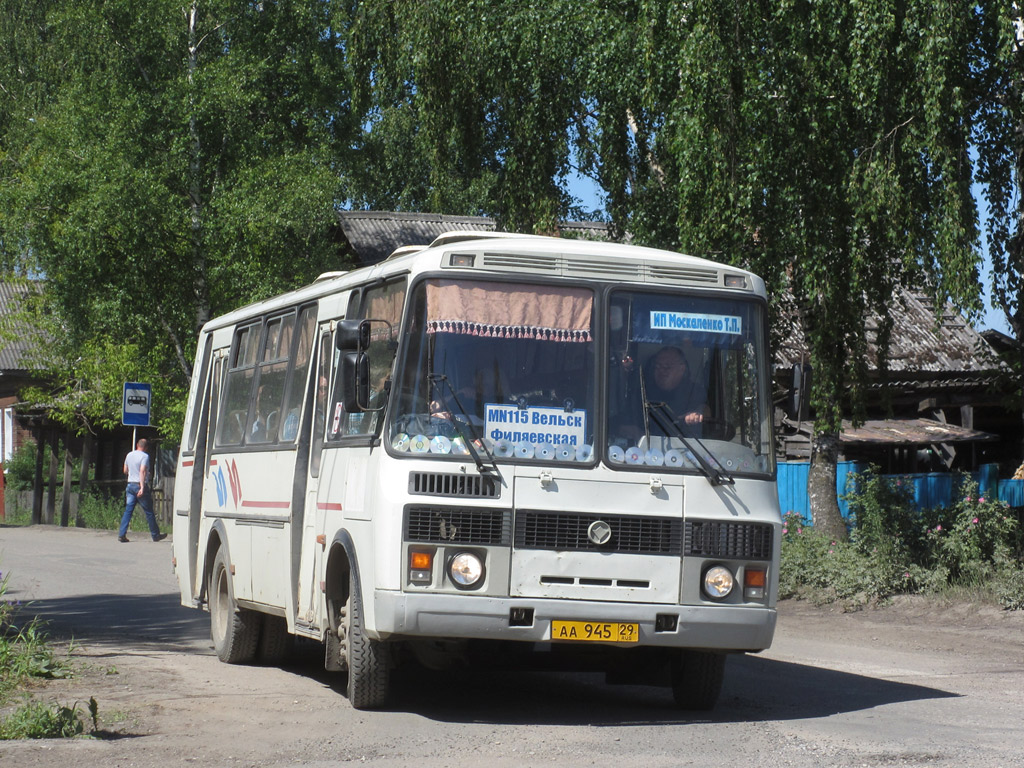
[405,506,511,545]
[684,520,773,560]
[515,511,681,556]
[409,472,500,498]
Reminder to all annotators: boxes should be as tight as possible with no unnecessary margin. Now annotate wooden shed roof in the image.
[336,210,610,265]
[773,288,1000,380]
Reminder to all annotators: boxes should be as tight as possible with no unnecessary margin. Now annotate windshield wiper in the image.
[427,374,503,481]
[645,402,735,486]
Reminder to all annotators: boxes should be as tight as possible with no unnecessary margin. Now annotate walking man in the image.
[118,437,166,542]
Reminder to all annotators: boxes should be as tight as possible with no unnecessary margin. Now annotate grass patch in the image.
[0,698,95,739]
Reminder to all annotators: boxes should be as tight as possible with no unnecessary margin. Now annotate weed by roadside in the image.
[0,566,99,739]
[780,469,1024,611]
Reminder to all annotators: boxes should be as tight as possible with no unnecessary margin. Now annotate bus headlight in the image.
[703,565,734,600]
[448,552,485,589]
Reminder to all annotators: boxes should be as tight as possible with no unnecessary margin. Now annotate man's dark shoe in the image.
[118,536,129,543]
[152,533,168,542]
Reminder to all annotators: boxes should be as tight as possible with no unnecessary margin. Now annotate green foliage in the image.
[0,0,357,441]
[0,700,84,740]
[995,566,1024,611]
[1,568,73,701]
[74,490,124,532]
[844,470,919,558]
[783,470,1024,609]
[0,566,92,740]
[0,0,1014,462]
[779,512,908,606]
[926,480,1018,582]
[974,3,1022,343]
[3,440,43,492]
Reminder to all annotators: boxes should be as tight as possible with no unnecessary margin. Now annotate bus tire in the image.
[339,579,391,709]
[671,650,726,710]
[209,548,259,664]
[257,615,291,665]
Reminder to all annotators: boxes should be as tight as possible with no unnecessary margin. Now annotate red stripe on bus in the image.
[240,500,291,509]
[181,460,194,467]
[317,503,343,511]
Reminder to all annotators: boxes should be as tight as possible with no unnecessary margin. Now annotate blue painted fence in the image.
[778,462,1010,524]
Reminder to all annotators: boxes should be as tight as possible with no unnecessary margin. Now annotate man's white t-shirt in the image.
[125,449,150,484]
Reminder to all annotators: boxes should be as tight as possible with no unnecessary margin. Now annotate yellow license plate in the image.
[551,620,639,644]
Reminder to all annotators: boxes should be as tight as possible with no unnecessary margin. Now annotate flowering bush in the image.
[779,511,906,605]
[781,470,1024,610]
[927,480,1017,582]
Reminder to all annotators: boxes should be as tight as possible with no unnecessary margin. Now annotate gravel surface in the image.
[1,525,1023,767]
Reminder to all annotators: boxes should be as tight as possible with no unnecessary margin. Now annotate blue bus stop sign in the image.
[123,382,152,427]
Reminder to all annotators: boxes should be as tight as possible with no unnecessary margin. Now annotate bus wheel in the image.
[337,579,391,709]
[209,548,259,664]
[257,615,291,665]
[671,650,726,710]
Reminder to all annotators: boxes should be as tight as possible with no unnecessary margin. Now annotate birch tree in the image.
[0,0,354,435]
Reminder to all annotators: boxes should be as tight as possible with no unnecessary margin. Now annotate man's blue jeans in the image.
[119,483,159,539]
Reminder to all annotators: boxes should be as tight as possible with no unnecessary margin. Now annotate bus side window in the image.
[247,312,293,444]
[279,305,317,443]
[217,323,260,447]
[329,280,406,439]
[310,331,331,476]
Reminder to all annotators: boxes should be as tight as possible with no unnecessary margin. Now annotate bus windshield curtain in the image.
[425,280,592,342]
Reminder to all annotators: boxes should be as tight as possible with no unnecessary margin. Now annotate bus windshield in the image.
[390,278,597,460]
[606,289,774,475]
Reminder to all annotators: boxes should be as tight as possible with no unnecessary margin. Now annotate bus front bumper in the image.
[372,591,777,652]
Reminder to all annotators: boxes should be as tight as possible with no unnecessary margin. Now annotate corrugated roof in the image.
[0,280,42,372]
[337,210,610,265]
[773,288,1000,380]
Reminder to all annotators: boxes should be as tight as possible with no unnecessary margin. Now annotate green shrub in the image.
[779,512,908,605]
[926,479,1018,581]
[782,470,1024,610]
[74,490,124,531]
[0,700,85,739]
[843,469,920,560]
[3,440,43,492]
[1,568,72,700]
[994,562,1024,611]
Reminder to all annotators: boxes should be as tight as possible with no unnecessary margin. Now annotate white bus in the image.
[172,232,780,710]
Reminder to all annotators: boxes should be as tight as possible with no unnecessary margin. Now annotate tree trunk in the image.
[808,429,848,541]
[60,433,73,526]
[31,428,43,525]
[45,429,58,525]
[187,2,210,344]
[75,435,93,527]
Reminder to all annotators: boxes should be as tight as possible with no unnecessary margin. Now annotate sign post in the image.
[123,382,152,438]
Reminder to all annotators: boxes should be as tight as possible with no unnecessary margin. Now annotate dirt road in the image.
[1,525,1023,767]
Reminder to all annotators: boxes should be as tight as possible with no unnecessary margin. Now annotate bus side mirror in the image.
[337,319,371,352]
[340,351,370,412]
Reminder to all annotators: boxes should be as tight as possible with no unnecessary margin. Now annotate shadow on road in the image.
[11,591,211,652]
[363,653,958,725]
[15,589,958,726]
